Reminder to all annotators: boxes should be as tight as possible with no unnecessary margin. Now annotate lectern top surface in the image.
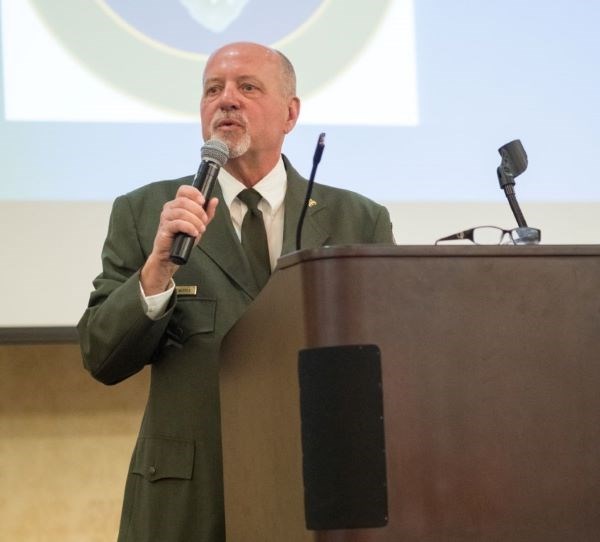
[277,244,600,270]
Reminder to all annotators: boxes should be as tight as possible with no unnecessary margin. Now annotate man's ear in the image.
[284,96,301,134]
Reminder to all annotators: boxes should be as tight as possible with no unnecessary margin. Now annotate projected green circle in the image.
[30,0,392,115]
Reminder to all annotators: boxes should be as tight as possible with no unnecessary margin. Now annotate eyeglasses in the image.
[435,226,541,245]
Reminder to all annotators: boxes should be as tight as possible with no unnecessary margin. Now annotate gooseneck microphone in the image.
[296,133,326,250]
[169,139,229,265]
[497,139,529,228]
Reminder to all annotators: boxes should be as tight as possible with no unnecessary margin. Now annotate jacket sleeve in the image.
[77,194,173,385]
[371,204,396,244]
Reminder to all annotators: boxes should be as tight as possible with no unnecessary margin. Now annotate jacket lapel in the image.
[196,182,260,298]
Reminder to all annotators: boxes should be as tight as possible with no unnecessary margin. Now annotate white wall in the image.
[1,199,598,328]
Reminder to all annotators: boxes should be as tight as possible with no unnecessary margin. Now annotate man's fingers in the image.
[205,197,219,223]
[175,184,206,206]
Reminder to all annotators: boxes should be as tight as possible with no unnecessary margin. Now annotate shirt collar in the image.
[218,156,287,212]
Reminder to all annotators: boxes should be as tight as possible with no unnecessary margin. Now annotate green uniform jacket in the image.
[78,157,394,541]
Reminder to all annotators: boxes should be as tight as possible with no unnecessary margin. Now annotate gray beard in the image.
[213,132,251,159]
[227,133,251,159]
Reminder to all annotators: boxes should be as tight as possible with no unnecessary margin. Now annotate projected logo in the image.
[99,0,324,50]
[179,0,251,33]
[27,0,393,116]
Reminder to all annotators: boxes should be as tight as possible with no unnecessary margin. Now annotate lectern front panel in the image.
[221,246,600,542]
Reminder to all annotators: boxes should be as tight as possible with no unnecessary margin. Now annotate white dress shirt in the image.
[141,157,287,319]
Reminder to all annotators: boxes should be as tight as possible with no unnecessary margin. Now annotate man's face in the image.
[200,43,299,159]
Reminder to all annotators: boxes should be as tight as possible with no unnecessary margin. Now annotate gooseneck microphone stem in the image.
[503,184,528,228]
[296,133,326,251]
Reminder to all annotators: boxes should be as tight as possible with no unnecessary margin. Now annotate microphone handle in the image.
[169,160,221,265]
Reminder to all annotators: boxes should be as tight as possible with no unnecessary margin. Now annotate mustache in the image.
[210,112,247,130]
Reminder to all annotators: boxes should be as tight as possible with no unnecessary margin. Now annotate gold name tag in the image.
[176,285,197,296]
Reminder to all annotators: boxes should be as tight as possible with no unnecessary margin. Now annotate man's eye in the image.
[205,86,220,96]
[241,84,256,92]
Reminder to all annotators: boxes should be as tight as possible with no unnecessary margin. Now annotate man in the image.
[78,42,394,541]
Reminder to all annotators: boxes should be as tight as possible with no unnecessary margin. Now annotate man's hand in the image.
[141,185,219,295]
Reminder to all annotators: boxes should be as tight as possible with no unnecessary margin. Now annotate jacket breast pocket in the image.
[131,436,195,482]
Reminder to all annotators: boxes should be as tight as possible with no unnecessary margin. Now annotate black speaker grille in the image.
[298,344,388,530]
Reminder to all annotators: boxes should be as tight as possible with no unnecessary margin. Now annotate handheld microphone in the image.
[296,133,326,250]
[497,139,529,228]
[169,139,229,265]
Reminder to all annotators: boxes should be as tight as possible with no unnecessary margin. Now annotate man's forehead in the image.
[209,42,276,63]
[202,73,260,85]
[203,50,280,82]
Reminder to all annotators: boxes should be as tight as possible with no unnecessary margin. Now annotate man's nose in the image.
[219,83,241,110]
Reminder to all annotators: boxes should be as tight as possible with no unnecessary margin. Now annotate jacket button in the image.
[148,465,157,476]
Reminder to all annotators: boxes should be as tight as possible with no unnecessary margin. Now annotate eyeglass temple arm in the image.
[435,228,475,243]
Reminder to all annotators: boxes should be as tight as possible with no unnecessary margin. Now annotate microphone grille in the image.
[201,139,229,167]
[498,139,527,177]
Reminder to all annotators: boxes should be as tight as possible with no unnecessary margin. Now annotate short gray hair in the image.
[274,49,297,97]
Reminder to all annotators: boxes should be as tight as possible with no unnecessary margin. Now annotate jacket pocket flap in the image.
[131,437,195,482]
[169,298,217,343]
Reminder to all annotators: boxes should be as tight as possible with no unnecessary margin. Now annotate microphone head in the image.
[498,139,528,177]
[201,139,229,167]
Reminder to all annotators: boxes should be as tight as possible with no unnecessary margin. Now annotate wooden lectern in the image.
[220,245,600,542]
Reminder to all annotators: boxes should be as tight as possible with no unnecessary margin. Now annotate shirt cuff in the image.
[139,280,176,320]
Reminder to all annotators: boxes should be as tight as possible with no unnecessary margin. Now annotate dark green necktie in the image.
[237,188,271,290]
